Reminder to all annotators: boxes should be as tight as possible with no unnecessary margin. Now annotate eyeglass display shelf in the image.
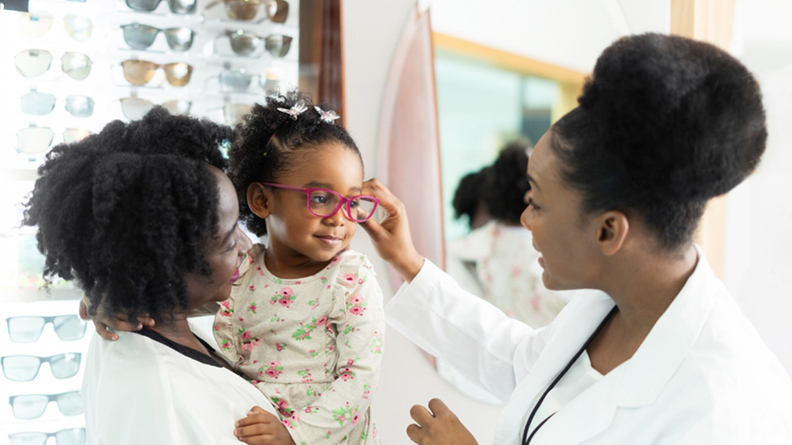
[2,288,83,303]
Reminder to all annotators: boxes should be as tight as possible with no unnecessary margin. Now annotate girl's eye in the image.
[349,199,360,209]
[310,195,328,205]
[526,197,540,211]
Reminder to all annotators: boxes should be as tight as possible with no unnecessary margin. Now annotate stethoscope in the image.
[521,306,619,444]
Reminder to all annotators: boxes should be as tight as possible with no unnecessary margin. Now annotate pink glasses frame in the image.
[261,183,380,222]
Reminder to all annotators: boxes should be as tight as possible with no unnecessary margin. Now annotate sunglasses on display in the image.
[120,97,192,120]
[22,92,96,118]
[16,127,91,156]
[121,23,196,51]
[15,50,92,80]
[9,428,86,445]
[8,391,83,420]
[6,315,87,342]
[121,59,194,86]
[262,183,380,222]
[205,0,289,22]
[217,30,292,57]
[18,12,92,42]
[1,353,82,382]
[125,0,197,14]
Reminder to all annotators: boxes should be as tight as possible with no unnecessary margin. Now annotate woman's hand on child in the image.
[235,406,296,445]
[81,294,155,341]
[360,179,425,282]
[407,399,479,445]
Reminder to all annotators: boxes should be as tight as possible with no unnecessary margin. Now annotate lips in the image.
[316,235,342,247]
[229,268,240,283]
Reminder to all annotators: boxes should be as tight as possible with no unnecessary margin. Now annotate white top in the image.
[386,246,792,444]
[446,221,567,328]
[82,329,278,445]
[527,351,604,441]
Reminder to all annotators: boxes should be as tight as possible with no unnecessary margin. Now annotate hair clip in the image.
[314,106,340,124]
[277,100,308,120]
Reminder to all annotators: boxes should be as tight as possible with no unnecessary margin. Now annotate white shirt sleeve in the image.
[385,259,555,403]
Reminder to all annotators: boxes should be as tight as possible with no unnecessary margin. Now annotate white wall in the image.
[724,0,792,375]
[430,0,669,73]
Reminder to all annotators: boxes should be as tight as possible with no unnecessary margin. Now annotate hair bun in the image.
[579,33,766,202]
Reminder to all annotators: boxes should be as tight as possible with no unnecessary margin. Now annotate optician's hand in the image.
[235,406,296,445]
[80,295,155,341]
[360,178,425,282]
[407,399,478,445]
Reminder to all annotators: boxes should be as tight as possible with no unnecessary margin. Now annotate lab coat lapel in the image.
[494,292,615,444]
[532,365,625,444]
[537,247,718,443]
[616,246,717,407]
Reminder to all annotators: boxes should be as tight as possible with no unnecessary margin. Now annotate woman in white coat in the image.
[361,34,792,444]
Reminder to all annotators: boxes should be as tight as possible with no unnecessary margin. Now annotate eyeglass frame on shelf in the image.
[1,353,82,382]
[8,390,84,419]
[261,183,379,223]
[5,315,87,342]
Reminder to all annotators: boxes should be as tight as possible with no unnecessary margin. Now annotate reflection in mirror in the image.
[435,38,583,403]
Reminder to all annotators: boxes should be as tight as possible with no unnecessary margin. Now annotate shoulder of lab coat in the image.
[387,248,792,444]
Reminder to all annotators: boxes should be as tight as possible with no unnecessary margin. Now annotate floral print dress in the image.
[213,245,385,445]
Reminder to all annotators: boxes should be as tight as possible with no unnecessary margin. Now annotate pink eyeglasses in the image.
[262,183,379,223]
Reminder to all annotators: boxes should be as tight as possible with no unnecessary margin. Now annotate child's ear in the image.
[247,183,272,219]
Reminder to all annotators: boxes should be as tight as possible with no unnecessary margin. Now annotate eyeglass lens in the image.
[265,35,292,58]
[20,91,56,116]
[223,0,289,22]
[226,30,262,56]
[308,191,377,221]
[219,70,255,92]
[7,315,87,343]
[16,127,54,155]
[121,98,192,120]
[65,95,95,118]
[10,391,83,419]
[63,14,92,42]
[17,11,54,38]
[125,0,197,14]
[10,428,86,445]
[122,24,195,51]
[1,353,81,382]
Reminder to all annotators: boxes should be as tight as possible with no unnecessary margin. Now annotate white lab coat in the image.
[83,328,278,445]
[386,248,792,444]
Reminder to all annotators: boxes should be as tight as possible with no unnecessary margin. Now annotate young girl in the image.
[221,91,385,445]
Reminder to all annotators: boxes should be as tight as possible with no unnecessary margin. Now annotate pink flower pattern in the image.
[212,246,383,443]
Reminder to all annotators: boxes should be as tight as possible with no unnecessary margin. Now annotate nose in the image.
[323,206,346,227]
[521,206,534,232]
[237,226,254,254]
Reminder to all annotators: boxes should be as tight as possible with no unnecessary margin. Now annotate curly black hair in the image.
[483,141,531,225]
[452,168,489,228]
[22,107,234,322]
[551,33,766,249]
[228,90,362,236]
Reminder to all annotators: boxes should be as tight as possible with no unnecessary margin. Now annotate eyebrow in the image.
[304,181,363,193]
[526,173,542,192]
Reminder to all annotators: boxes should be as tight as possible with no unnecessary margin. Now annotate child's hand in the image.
[82,295,155,341]
[234,407,296,445]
